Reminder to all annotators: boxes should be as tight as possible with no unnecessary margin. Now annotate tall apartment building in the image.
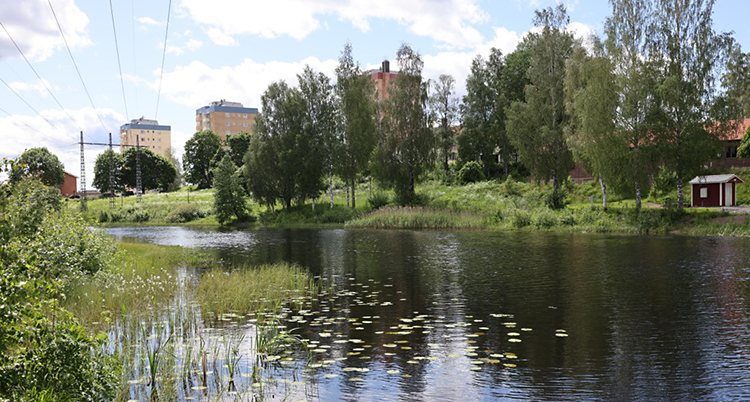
[119,117,171,158]
[195,100,258,142]
[368,60,398,100]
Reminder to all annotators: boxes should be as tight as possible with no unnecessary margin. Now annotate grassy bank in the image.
[70,172,750,236]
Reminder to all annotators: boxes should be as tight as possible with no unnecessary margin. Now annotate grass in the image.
[346,206,489,229]
[196,262,317,317]
[63,242,208,327]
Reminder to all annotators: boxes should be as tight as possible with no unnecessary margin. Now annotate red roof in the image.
[726,118,750,141]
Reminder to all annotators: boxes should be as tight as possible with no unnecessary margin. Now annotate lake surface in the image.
[106,227,750,401]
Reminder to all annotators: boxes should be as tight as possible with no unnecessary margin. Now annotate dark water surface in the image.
[106,227,750,401]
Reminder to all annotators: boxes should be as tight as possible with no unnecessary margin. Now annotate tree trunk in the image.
[599,178,607,211]
[552,177,559,208]
[346,186,350,208]
[312,197,315,211]
[329,169,333,209]
[351,177,356,210]
[635,181,642,211]
[409,165,415,205]
[676,173,684,209]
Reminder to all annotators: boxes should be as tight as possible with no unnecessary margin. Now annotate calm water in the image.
[106,227,750,401]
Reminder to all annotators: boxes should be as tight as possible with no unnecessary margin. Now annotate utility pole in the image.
[108,133,115,208]
[79,131,87,211]
[136,134,142,203]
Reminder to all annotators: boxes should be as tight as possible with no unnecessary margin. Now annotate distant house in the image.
[60,172,77,196]
[689,174,743,207]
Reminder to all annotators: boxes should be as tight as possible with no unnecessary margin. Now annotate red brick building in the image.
[60,172,77,196]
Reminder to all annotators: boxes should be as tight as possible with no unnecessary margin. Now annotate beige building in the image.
[119,117,171,158]
[195,100,258,142]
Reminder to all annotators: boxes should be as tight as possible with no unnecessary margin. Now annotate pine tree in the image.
[212,154,247,225]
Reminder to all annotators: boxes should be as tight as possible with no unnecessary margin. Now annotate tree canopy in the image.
[9,148,65,188]
[183,130,222,189]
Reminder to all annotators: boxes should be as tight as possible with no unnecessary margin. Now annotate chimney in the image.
[382,60,390,73]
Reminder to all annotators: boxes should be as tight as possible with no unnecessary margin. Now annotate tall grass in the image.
[196,262,317,316]
[346,206,489,229]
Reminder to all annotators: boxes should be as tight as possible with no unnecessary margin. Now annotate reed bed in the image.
[346,206,489,229]
[196,262,317,316]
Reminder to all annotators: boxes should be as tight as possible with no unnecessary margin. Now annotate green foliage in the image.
[458,161,485,184]
[367,190,390,210]
[430,74,459,174]
[335,44,378,209]
[212,154,248,225]
[9,148,65,188]
[246,79,327,209]
[121,147,177,191]
[165,203,206,223]
[93,149,124,193]
[183,130,222,189]
[373,44,436,205]
[737,124,750,158]
[507,5,575,200]
[259,204,355,226]
[226,131,252,167]
[346,206,487,229]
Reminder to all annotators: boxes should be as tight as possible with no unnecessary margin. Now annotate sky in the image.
[1,0,749,187]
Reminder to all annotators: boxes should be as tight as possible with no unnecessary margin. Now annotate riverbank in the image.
[68,177,750,236]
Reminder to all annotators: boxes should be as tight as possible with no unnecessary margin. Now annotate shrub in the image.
[458,161,485,184]
[166,203,206,223]
[532,209,557,229]
[510,209,531,228]
[367,191,390,210]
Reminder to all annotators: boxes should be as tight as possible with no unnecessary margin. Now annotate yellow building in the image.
[119,117,171,158]
[195,100,258,142]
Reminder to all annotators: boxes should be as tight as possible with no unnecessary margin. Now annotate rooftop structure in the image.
[119,117,171,158]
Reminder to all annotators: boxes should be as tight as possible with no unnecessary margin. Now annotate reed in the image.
[346,206,489,229]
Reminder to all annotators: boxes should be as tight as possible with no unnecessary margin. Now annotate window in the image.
[225,122,230,126]
[700,187,708,198]
[243,114,248,118]
[225,113,230,117]
[243,123,248,127]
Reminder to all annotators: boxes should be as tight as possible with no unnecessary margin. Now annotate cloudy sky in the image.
[1,0,749,185]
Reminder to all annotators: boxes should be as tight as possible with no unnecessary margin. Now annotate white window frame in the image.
[700,187,708,198]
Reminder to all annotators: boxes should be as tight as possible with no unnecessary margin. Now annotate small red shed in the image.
[689,174,743,207]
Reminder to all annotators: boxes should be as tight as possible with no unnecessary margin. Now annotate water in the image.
[107,226,750,401]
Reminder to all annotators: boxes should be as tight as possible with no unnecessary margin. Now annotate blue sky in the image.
[1,0,749,184]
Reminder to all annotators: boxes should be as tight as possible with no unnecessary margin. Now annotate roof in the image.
[196,104,258,115]
[689,174,744,184]
[64,171,77,178]
[724,118,750,141]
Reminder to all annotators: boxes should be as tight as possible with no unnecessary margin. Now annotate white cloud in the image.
[0,107,125,188]
[566,21,596,50]
[152,57,339,110]
[205,28,237,46]
[185,39,203,51]
[182,0,487,48]
[0,0,91,62]
[8,79,57,98]
[137,16,160,26]
[166,45,184,56]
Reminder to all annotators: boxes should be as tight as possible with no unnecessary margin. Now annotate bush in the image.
[458,161,485,184]
[367,191,390,210]
[532,209,557,229]
[510,209,531,228]
[166,203,206,223]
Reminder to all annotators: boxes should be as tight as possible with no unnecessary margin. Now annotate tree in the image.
[92,149,124,193]
[506,5,575,208]
[430,74,459,175]
[183,130,222,189]
[212,154,247,224]
[565,43,623,211]
[738,124,750,158]
[650,0,737,208]
[335,44,377,209]
[121,147,177,191]
[165,147,183,191]
[245,81,324,209]
[9,148,65,188]
[601,0,662,210]
[723,46,750,118]
[373,44,435,205]
[226,132,252,167]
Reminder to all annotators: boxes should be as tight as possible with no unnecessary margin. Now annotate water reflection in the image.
[106,226,750,401]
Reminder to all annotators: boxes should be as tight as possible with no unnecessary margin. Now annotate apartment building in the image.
[119,117,171,158]
[195,100,258,142]
[368,60,398,100]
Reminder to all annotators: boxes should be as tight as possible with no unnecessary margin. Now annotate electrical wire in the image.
[0,20,84,134]
[131,0,138,115]
[1,76,62,131]
[0,105,65,142]
[46,0,110,140]
[154,0,173,119]
[109,0,129,120]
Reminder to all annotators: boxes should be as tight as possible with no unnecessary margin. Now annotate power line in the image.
[0,76,61,131]
[46,0,110,140]
[0,105,66,142]
[108,0,129,120]
[0,20,84,134]
[154,0,173,119]
[131,0,138,114]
